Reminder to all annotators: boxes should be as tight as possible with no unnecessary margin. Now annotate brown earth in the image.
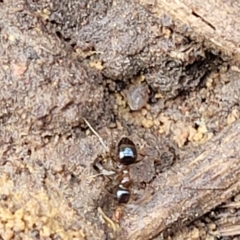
[0,0,240,239]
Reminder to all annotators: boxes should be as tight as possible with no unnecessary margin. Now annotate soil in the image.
[0,0,240,240]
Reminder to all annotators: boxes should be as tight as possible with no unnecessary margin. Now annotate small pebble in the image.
[126,84,149,111]
[191,227,200,239]
[141,118,154,129]
[2,229,14,240]
[207,223,216,231]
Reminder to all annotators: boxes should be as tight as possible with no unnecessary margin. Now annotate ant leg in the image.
[92,156,116,177]
[95,162,116,177]
[104,188,118,200]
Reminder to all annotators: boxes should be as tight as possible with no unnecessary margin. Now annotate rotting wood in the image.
[120,119,240,240]
[136,0,240,61]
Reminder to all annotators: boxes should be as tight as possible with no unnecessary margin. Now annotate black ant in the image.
[114,137,137,204]
[82,118,138,204]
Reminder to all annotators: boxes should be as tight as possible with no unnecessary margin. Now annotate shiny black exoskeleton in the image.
[117,137,137,165]
[115,137,138,204]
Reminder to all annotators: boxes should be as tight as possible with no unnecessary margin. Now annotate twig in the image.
[82,117,108,151]
[98,207,119,232]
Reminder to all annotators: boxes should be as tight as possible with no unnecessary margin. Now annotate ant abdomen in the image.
[116,188,131,204]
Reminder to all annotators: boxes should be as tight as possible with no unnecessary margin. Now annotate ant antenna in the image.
[82,117,108,151]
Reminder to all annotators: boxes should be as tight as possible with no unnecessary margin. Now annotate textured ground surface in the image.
[0,0,240,239]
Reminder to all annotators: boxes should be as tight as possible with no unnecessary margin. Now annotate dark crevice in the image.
[55,31,71,42]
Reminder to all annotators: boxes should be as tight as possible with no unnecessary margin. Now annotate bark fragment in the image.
[137,0,240,61]
[121,120,240,239]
